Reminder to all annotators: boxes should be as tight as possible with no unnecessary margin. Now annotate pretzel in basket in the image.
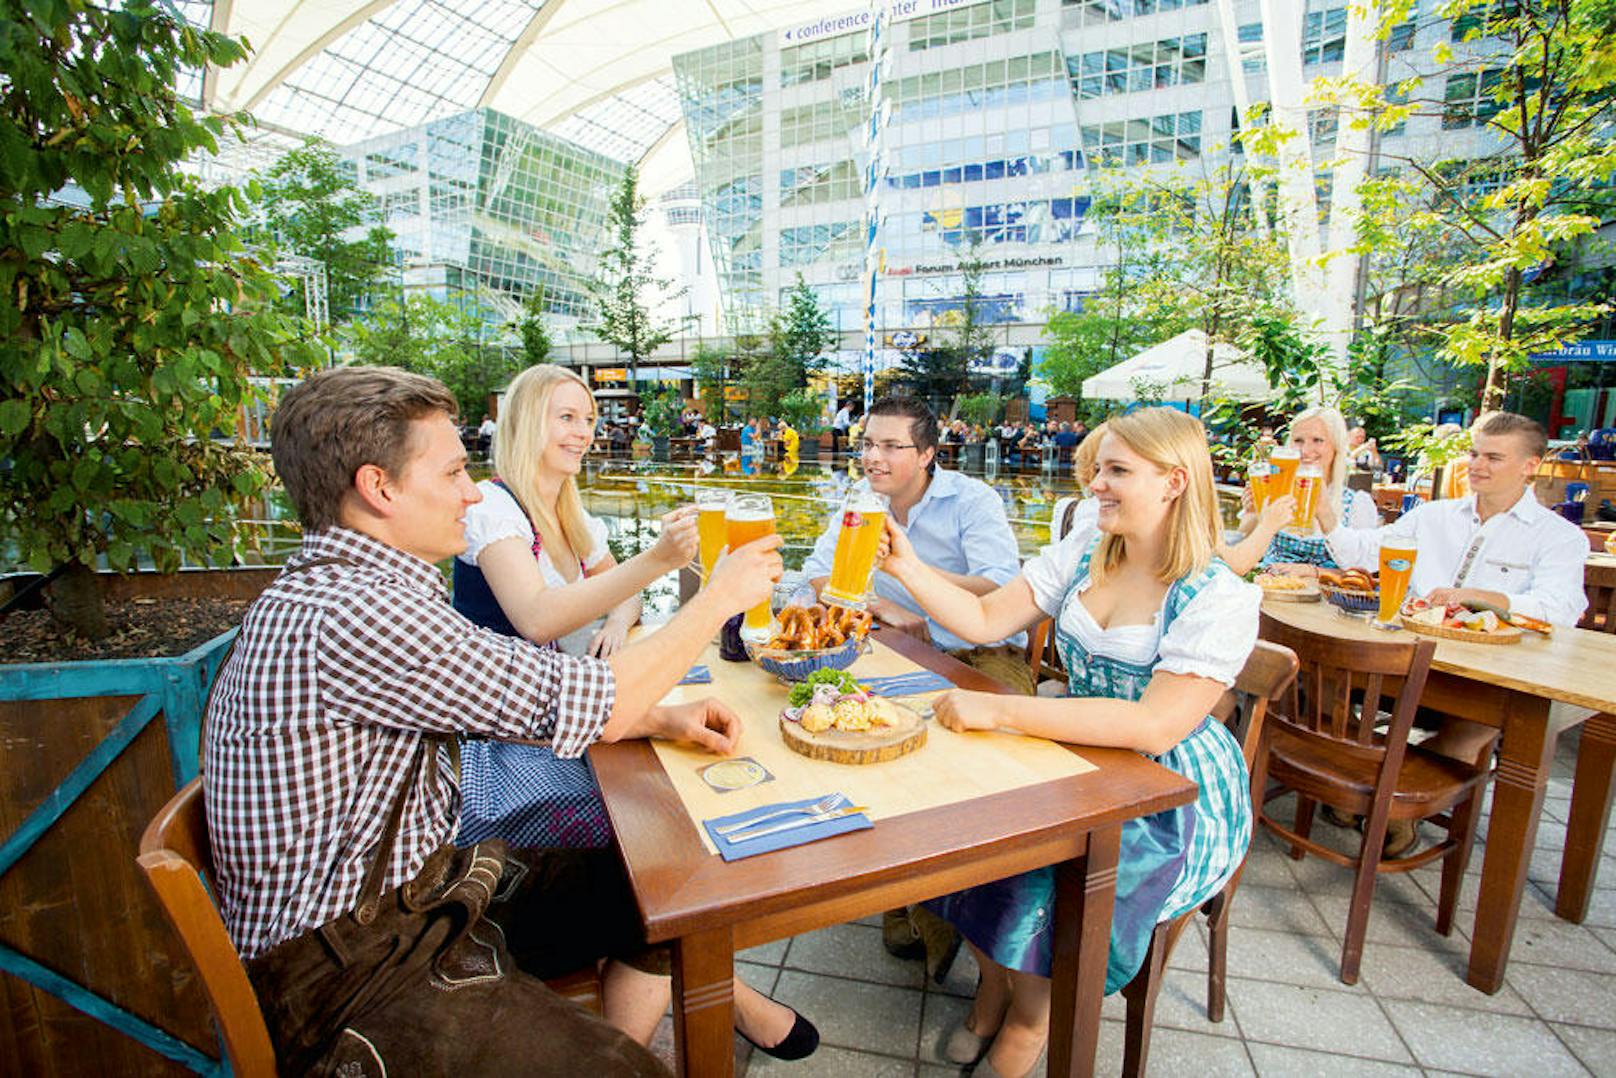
[765,603,874,651]
[1318,568,1376,594]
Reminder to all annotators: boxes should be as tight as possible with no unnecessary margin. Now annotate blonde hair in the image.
[1091,408,1220,585]
[1073,420,1108,492]
[494,364,597,578]
[1287,405,1351,512]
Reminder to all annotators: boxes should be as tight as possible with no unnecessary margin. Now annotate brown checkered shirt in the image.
[204,528,615,958]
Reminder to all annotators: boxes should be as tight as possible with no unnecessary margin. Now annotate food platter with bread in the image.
[778,669,926,763]
[747,603,875,681]
[1316,567,1380,614]
[1253,571,1321,602]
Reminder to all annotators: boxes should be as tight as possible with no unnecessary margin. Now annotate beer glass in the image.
[725,493,776,643]
[693,488,731,583]
[1247,461,1272,513]
[821,489,890,610]
[1376,539,1418,628]
[1268,445,1301,502]
[1290,463,1323,531]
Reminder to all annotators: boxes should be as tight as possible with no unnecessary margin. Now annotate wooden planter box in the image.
[798,435,821,461]
[0,568,278,1076]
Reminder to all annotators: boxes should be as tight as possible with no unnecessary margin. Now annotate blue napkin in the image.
[678,665,712,685]
[858,671,954,696]
[703,793,871,861]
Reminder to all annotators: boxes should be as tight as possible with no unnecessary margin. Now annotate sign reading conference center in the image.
[781,0,989,45]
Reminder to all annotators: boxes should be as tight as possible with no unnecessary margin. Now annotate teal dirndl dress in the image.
[1258,486,1356,569]
[926,539,1253,993]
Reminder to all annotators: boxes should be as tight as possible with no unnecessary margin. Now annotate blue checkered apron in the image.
[927,536,1251,993]
[1258,486,1354,569]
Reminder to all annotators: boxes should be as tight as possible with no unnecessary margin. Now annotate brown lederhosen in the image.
[210,558,668,1076]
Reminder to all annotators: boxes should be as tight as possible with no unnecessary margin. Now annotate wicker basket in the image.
[746,635,868,682]
[1320,584,1381,615]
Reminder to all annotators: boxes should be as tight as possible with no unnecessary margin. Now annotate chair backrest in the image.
[1211,639,1300,770]
[1026,497,1087,679]
[1580,561,1616,634]
[137,778,276,1078]
[1258,612,1435,792]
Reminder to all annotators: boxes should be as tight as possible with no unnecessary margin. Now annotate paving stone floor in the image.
[645,718,1616,1076]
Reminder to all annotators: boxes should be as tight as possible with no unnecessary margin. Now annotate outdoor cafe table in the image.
[588,628,1195,1077]
[1259,598,1616,993]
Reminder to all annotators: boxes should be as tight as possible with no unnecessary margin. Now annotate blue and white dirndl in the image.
[927,539,1252,993]
[1259,486,1356,569]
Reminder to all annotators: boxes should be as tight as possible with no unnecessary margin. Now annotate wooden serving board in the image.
[1256,578,1321,602]
[779,705,926,764]
[1400,617,1523,645]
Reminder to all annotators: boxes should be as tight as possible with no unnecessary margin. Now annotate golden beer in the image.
[1290,464,1323,531]
[725,494,776,642]
[1376,540,1418,626]
[1247,461,1272,512]
[821,489,890,610]
[1268,445,1301,502]
[694,488,731,582]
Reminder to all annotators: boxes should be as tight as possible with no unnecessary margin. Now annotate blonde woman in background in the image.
[452,365,819,1059]
[1233,405,1379,575]
[880,408,1260,1078]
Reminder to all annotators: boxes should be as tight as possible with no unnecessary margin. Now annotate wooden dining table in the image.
[1259,599,1616,993]
[589,629,1195,1077]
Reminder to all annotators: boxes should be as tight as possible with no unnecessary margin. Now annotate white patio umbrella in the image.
[1080,330,1276,402]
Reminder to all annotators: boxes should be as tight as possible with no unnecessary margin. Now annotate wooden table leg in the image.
[1468,696,1555,994]
[1557,711,1616,922]
[1048,824,1121,1078]
[671,925,734,1078]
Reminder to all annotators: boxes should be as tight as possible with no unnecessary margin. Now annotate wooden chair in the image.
[1253,613,1493,985]
[138,779,603,1076]
[1580,561,1616,633]
[1119,640,1299,1077]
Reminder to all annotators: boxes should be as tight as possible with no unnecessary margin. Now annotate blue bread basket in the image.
[746,635,867,682]
[1321,583,1380,615]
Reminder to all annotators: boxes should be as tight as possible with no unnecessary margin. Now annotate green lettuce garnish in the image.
[787,667,861,708]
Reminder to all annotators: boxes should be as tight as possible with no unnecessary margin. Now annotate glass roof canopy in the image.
[201,0,862,169]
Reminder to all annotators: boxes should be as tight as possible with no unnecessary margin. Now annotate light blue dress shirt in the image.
[803,468,1026,651]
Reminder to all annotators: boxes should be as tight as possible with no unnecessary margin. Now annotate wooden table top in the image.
[590,629,1196,944]
[1260,598,1616,714]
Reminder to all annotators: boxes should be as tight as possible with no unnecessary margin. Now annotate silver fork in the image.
[714,794,845,836]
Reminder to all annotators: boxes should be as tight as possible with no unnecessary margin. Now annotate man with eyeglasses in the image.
[802,395,1030,978]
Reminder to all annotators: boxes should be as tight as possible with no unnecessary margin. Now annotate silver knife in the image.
[725,805,868,842]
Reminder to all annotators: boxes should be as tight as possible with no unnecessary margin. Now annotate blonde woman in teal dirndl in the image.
[878,407,1260,1078]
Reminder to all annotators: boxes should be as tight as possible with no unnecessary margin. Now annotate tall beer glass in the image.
[1268,445,1301,502]
[725,493,776,642]
[694,488,731,583]
[1247,461,1272,513]
[1290,464,1323,531]
[821,489,890,610]
[1376,539,1418,628]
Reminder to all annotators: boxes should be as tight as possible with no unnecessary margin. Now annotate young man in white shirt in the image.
[1317,411,1588,855]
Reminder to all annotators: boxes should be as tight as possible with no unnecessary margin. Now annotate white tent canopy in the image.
[1080,330,1276,403]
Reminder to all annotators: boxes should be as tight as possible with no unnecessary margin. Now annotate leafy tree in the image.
[893,338,969,414]
[944,245,997,384]
[1329,0,1616,409]
[0,0,319,637]
[253,139,394,324]
[954,392,1002,428]
[689,342,732,420]
[347,293,517,421]
[774,274,835,380]
[514,285,553,368]
[776,387,826,434]
[587,163,682,381]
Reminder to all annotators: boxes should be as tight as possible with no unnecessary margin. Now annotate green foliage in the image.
[252,139,394,324]
[941,245,996,378]
[587,164,682,376]
[1325,0,1616,409]
[776,388,826,434]
[514,285,552,367]
[689,343,732,420]
[775,275,835,377]
[954,392,1002,428]
[0,0,320,631]
[346,293,516,421]
[639,386,683,437]
[893,338,969,412]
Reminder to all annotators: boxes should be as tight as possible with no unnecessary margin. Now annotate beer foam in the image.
[847,489,888,513]
[726,508,774,522]
[1269,446,1300,460]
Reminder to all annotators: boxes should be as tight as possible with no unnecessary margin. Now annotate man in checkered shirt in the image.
[205,366,783,1074]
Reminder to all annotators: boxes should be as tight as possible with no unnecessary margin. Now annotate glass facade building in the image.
[672,0,1500,338]
[342,108,626,329]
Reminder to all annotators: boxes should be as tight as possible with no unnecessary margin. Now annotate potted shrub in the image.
[777,388,825,461]
[0,4,317,1071]
[640,387,682,462]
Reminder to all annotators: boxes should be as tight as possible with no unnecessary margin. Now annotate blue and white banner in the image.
[1530,340,1616,363]
[860,2,893,412]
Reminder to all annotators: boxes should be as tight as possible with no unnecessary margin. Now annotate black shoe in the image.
[740,1008,820,1061]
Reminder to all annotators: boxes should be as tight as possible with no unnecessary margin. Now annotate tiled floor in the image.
[646,718,1616,1076]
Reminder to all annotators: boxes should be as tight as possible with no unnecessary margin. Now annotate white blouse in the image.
[457,481,612,656]
[1021,522,1260,687]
